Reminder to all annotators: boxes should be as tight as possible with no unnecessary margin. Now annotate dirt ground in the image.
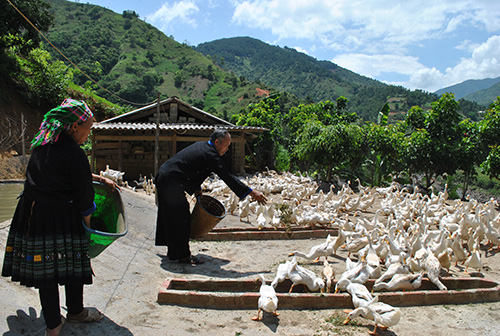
[2,187,500,336]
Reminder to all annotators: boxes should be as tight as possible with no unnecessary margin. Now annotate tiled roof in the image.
[92,122,267,132]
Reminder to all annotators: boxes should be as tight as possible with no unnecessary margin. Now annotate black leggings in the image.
[39,283,84,329]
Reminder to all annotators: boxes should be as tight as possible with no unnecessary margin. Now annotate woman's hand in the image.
[102,176,121,192]
[250,190,267,205]
[83,214,91,228]
[92,173,121,192]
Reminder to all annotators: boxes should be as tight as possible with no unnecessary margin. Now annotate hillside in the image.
[196,37,385,99]
[44,0,267,120]
[435,76,500,100]
[463,80,500,106]
[195,37,447,120]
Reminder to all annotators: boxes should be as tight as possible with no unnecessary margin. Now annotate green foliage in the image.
[293,121,364,181]
[398,93,464,188]
[0,0,53,52]
[377,102,390,125]
[365,123,405,185]
[7,41,73,105]
[480,98,500,180]
[275,144,290,172]
[233,95,283,169]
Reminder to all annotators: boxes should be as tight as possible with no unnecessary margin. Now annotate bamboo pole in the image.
[154,92,160,176]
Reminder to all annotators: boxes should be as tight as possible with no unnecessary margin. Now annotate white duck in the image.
[251,274,279,321]
[423,247,447,290]
[338,257,371,285]
[289,234,335,262]
[437,248,453,275]
[332,224,347,255]
[287,260,325,293]
[270,214,281,228]
[345,229,369,258]
[343,295,401,335]
[372,272,423,292]
[375,261,410,285]
[430,228,450,257]
[464,243,483,275]
[361,232,382,278]
[238,199,251,222]
[225,193,239,215]
[450,231,467,266]
[321,259,335,293]
[256,212,267,230]
[334,279,374,309]
[271,258,295,288]
[485,220,500,252]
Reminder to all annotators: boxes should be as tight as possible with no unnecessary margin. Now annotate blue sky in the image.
[70,0,500,93]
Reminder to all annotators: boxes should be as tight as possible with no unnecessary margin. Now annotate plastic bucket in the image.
[83,182,127,258]
[190,195,226,238]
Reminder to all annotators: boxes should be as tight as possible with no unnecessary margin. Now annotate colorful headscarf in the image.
[31,98,93,150]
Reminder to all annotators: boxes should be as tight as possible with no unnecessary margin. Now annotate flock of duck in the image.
[201,170,500,334]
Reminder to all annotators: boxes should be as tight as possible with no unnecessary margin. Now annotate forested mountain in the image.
[435,76,500,100]
[463,80,500,106]
[44,0,268,120]
[196,37,385,98]
[195,37,444,120]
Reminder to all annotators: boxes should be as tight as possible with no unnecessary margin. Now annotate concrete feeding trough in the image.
[157,277,500,309]
[195,227,338,241]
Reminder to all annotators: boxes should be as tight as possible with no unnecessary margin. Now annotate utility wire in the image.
[6,0,158,106]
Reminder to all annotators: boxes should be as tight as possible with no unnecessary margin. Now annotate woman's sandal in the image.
[66,307,104,323]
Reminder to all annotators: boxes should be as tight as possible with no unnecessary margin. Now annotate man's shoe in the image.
[178,255,205,264]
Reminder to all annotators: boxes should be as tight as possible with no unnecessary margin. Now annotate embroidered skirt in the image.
[2,194,93,288]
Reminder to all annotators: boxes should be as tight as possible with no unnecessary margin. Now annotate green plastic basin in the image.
[83,182,127,258]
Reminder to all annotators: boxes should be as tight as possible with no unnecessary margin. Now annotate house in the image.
[90,96,267,180]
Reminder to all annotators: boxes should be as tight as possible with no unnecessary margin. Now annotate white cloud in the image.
[291,46,310,55]
[391,35,500,91]
[443,35,500,83]
[231,1,500,57]
[147,1,199,30]
[332,53,426,78]
[405,68,444,92]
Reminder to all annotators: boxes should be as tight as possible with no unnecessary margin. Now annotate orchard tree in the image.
[402,93,463,189]
[480,98,500,180]
[365,123,405,186]
[293,121,363,181]
[233,94,284,170]
[456,119,483,199]
[403,128,433,187]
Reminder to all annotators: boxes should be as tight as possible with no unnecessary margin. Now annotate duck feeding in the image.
[157,277,500,309]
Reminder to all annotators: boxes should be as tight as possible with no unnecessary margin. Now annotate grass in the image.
[315,311,366,336]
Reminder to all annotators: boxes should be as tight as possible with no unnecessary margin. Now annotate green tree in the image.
[402,93,463,189]
[365,123,405,186]
[294,121,363,181]
[233,95,283,170]
[456,119,483,199]
[9,43,73,105]
[480,98,500,180]
[403,128,433,184]
[0,0,53,52]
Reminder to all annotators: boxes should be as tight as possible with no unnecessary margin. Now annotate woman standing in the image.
[2,99,111,336]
